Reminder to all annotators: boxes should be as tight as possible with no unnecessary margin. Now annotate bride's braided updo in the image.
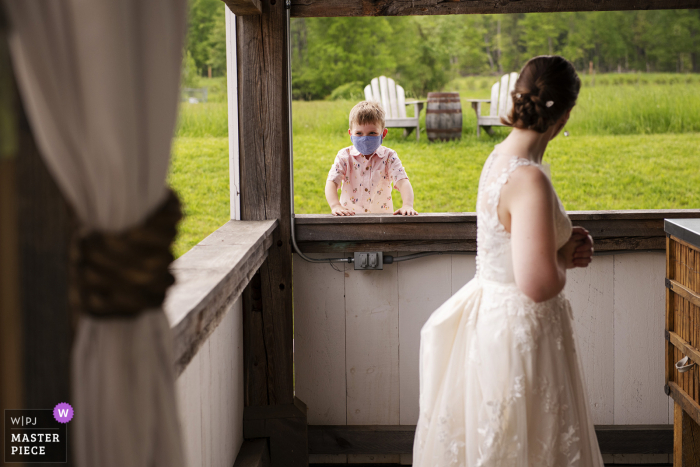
[503,55,581,133]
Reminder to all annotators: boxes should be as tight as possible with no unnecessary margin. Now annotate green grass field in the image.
[170,74,700,257]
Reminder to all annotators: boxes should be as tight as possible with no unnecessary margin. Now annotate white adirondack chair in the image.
[466,72,519,137]
[363,76,425,141]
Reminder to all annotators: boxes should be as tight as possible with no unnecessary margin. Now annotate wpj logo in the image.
[4,404,72,463]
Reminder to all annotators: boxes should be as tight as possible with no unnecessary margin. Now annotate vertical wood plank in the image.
[15,76,75,423]
[398,254,452,426]
[565,256,615,424]
[201,340,212,466]
[450,254,477,294]
[209,306,228,466]
[346,253,400,463]
[237,0,293,407]
[0,29,23,424]
[176,298,245,467]
[225,7,240,221]
[293,253,347,425]
[294,254,347,464]
[614,252,668,424]
[229,298,245,462]
[177,349,203,467]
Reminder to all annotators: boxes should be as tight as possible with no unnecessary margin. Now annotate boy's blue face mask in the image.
[351,134,383,156]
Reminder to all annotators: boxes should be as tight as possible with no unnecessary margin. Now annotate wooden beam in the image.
[164,219,277,376]
[669,381,700,428]
[244,398,308,467]
[238,0,294,408]
[308,424,674,456]
[674,402,700,466]
[233,438,271,467]
[237,1,306,466]
[295,210,700,253]
[0,20,23,430]
[9,56,76,465]
[290,0,700,18]
[222,0,262,16]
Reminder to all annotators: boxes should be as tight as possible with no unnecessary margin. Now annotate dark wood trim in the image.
[666,278,700,308]
[233,438,271,467]
[290,0,700,17]
[669,381,700,428]
[222,0,262,15]
[674,401,700,467]
[667,331,700,376]
[295,210,700,253]
[595,425,674,455]
[7,53,76,465]
[243,397,308,467]
[308,424,673,456]
[0,19,22,424]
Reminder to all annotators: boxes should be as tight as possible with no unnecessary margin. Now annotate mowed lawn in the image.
[170,76,700,257]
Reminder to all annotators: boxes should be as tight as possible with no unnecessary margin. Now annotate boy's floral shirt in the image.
[327,145,408,213]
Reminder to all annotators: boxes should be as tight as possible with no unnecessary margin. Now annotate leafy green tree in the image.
[186,0,225,77]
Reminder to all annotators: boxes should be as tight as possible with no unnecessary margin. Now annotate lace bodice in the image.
[475,150,572,283]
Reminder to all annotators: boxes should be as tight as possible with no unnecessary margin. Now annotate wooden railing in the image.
[295,209,700,253]
[163,219,277,467]
[165,219,277,375]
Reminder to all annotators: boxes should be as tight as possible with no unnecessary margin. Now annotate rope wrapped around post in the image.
[69,188,182,317]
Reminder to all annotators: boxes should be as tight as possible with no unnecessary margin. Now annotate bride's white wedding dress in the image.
[413,150,604,467]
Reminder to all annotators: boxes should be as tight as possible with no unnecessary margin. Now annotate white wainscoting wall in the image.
[175,298,244,467]
[294,251,672,464]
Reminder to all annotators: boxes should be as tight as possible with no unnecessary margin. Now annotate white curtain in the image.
[4,1,188,465]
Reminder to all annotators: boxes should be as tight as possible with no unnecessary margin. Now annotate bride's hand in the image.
[571,226,594,268]
[558,235,581,269]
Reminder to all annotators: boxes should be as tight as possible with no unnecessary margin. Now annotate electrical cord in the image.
[285,5,470,267]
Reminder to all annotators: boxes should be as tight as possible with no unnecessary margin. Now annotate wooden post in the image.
[236,0,307,465]
[1,26,76,464]
[674,402,700,466]
[0,20,23,425]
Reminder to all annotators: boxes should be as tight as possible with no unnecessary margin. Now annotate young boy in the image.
[326,101,418,216]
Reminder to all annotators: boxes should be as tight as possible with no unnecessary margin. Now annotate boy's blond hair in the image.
[349,100,385,129]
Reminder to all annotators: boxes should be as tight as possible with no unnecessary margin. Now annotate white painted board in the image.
[398,254,452,425]
[565,256,615,425]
[451,254,477,294]
[345,253,400,463]
[293,253,347,425]
[613,252,668,424]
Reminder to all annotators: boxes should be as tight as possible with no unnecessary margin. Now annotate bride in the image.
[413,55,604,467]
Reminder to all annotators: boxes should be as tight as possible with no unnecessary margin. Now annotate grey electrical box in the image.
[354,252,383,270]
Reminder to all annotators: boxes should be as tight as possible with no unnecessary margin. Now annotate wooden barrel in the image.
[426,92,462,142]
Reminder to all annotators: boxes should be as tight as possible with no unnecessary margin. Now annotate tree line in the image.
[184,1,700,99]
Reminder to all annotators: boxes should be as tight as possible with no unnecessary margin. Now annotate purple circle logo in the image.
[53,402,73,423]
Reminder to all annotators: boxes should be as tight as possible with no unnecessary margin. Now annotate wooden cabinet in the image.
[665,219,700,466]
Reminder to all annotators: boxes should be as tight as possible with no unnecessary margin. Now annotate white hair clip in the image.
[546,101,554,107]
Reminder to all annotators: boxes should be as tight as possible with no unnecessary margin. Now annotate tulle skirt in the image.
[413,276,604,467]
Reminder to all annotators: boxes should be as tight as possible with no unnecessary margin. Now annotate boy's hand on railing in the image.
[394,205,418,216]
[331,205,355,216]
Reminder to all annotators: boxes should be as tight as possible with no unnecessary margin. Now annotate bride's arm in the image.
[500,166,570,303]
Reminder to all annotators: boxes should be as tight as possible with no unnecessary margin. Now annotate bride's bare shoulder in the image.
[507,163,551,192]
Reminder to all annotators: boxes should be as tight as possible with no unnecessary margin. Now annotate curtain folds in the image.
[4,1,188,465]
